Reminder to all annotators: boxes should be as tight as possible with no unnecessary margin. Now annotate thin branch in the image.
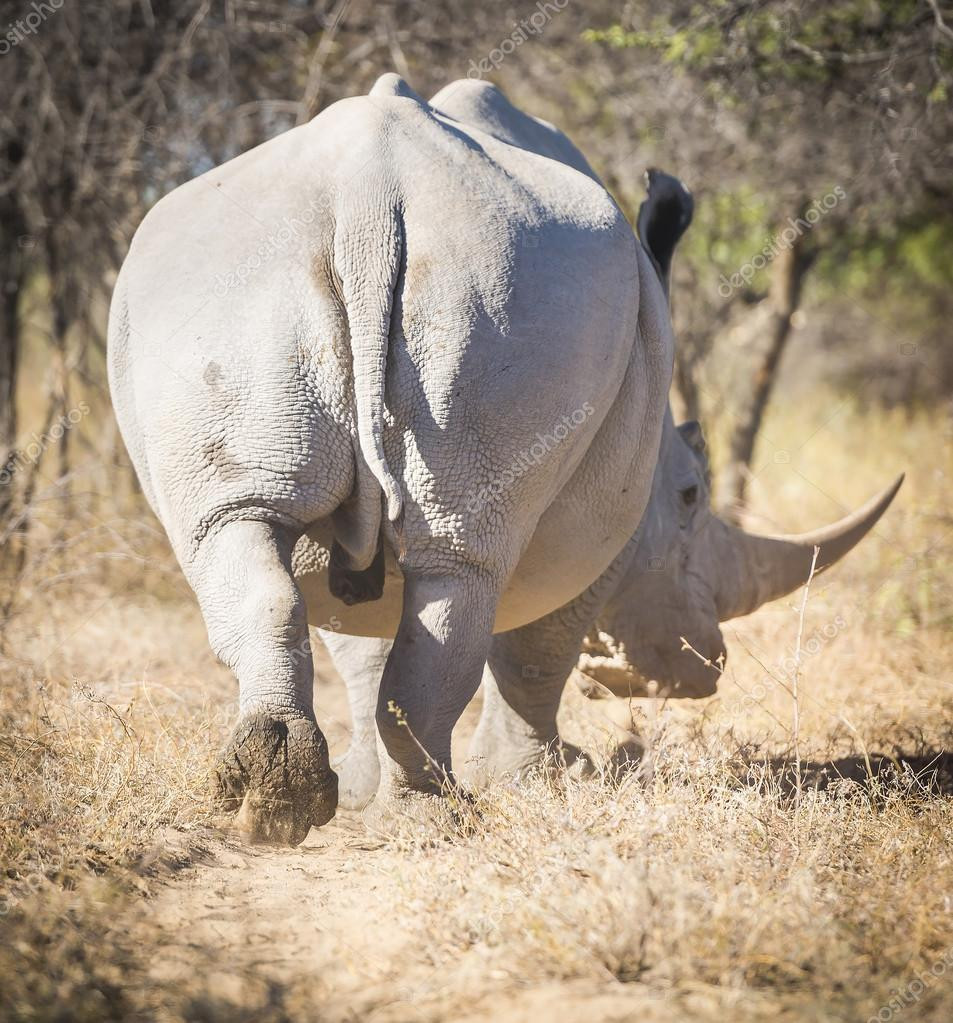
[925,0,953,44]
[791,546,821,802]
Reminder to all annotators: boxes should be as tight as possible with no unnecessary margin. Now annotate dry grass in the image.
[0,393,951,1022]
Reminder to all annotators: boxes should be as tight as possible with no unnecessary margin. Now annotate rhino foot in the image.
[216,714,338,846]
[559,741,599,780]
[605,737,647,777]
[464,737,595,788]
[362,786,477,841]
[561,738,649,783]
[537,739,646,784]
[332,744,380,810]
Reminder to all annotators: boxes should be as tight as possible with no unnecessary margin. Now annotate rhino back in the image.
[428,79,599,183]
[109,81,649,596]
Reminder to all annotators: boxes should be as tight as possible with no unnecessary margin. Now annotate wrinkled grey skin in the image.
[327,81,903,806]
[108,73,675,843]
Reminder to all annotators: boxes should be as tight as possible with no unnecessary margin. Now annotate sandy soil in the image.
[149,821,695,1023]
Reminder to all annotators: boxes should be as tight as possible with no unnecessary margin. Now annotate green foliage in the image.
[821,211,953,303]
[680,186,774,288]
[897,221,953,289]
[586,0,953,380]
[584,1,949,84]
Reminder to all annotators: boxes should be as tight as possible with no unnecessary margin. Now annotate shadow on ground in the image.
[745,750,953,798]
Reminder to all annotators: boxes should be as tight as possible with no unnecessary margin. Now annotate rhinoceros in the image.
[322,81,903,808]
[108,72,678,844]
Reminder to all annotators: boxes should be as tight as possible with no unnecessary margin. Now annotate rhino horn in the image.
[712,475,904,621]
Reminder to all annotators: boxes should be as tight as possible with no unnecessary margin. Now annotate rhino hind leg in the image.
[321,631,389,809]
[367,568,503,833]
[217,713,336,845]
[328,538,385,605]
[187,519,338,845]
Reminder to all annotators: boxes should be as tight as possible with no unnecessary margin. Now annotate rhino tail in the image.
[334,195,405,540]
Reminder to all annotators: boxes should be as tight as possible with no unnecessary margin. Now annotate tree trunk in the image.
[45,235,78,511]
[0,195,27,524]
[717,222,816,522]
[671,349,702,424]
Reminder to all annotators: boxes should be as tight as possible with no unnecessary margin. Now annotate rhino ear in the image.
[677,419,706,456]
[677,419,711,485]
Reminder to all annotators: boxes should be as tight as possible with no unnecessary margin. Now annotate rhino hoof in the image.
[332,747,380,810]
[363,786,477,841]
[216,714,338,846]
[605,737,648,779]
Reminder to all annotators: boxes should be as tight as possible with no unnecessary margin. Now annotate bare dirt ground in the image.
[147,650,509,1023]
[150,825,689,1023]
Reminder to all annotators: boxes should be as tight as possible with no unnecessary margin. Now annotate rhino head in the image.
[580,409,902,698]
[578,169,903,699]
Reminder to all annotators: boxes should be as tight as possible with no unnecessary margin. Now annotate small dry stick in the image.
[642,679,660,788]
[384,700,477,830]
[791,546,821,800]
[386,700,451,789]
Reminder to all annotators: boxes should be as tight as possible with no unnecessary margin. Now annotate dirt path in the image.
[147,642,450,1020]
[149,816,662,1023]
[151,818,419,1018]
